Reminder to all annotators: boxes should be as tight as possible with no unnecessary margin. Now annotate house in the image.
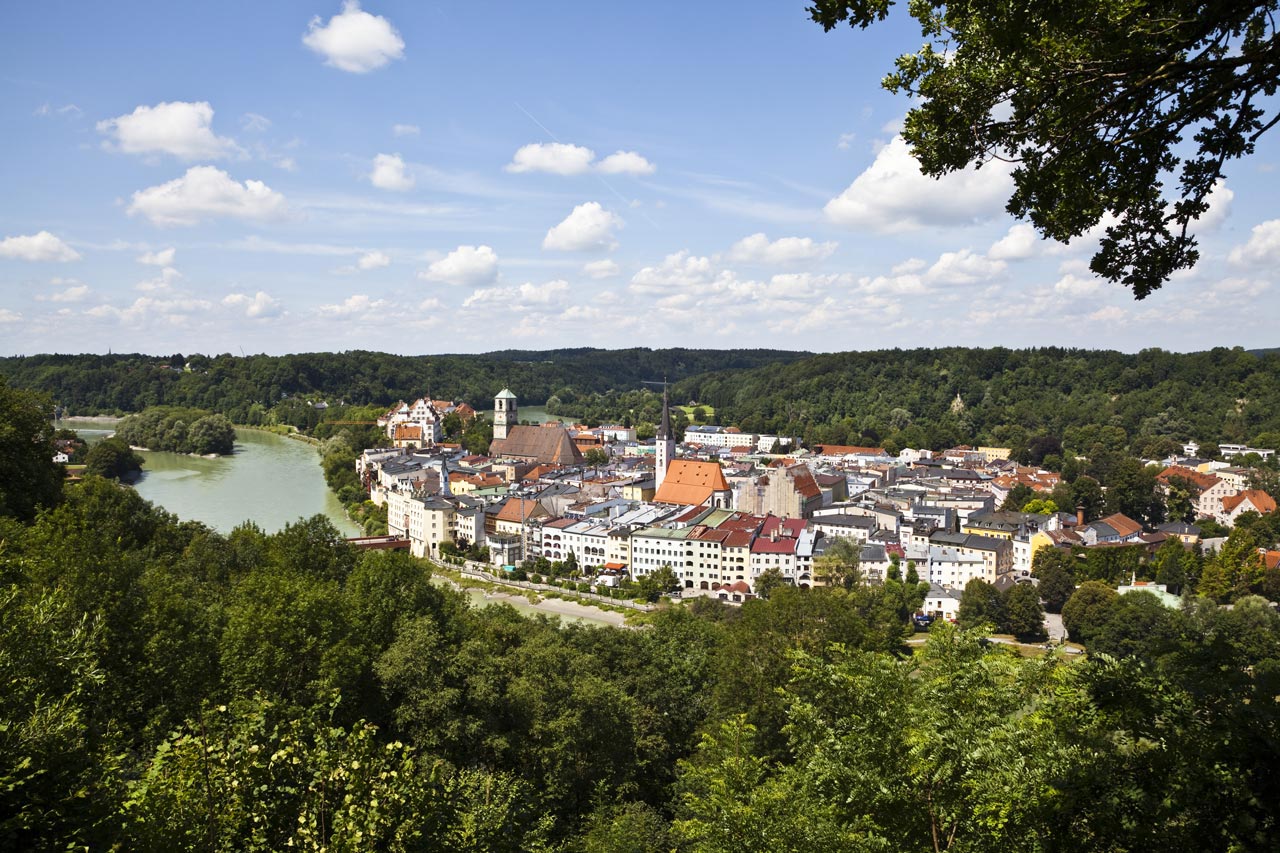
[922,583,962,622]
[653,459,732,508]
[1156,521,1201,544]
[928,531,1014,583]
[1218,489,1277,526]
[734,462,823,518]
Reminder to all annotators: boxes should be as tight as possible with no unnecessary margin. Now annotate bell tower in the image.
[655,385,675,491]
[494,388,517,441]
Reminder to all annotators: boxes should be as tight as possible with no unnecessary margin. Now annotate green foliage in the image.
[810,0,1280,297]
[1032,547,1077,614]
[1061,581,1119,644]
[115,407,235,455]
[1003,582,1047,642]
[0,376,61,521]
[956,577,1004,631]
[753,566,787,600]
[83,437,143,480]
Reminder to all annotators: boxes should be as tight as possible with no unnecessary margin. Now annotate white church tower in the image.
[655,385,675,491]
[494,388,517,441]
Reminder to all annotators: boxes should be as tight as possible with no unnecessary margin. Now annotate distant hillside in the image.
[0,348,808,418]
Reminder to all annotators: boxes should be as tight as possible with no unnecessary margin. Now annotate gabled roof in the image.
[1156,465,1221,492]
[490,424,585,466]
[654,459,731,506]
[1223,489,1277,515]
[813,444,887,457]
[495,497,546,524]
[1096,512,1143,538]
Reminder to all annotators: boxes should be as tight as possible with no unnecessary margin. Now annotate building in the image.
[927,531,1014,584]
[655,386,675,492]
[387,490,455,559]
[734,462,823,518]
[490,423,585,467]
[653,459,732,508]
[493,388,517,442]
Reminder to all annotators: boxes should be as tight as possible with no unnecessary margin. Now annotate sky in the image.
[3,1,1279,357]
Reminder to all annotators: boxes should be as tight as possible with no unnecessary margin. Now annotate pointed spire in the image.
[658,380,671,440]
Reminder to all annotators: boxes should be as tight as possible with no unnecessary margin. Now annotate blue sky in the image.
[2,1,1278,356]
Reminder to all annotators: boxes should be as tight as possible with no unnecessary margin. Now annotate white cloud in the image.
[926,249,1006,286]
[316,293,388,318]
[420,244,499,285]
[97,101,238,160]
[36,278,90,303]
[240,112,272,133]
[1212,276,1271,298]
[837,132,856,150]
[891,258,927,275]
[303,1,405,73]
[825,135,1013,232]
[543,202,622,251]
[596,150,656,175]
[728,232,837,264]
[128,166,288,226]
[988,223,1039,261]
[1228,219,1280,267]
[506,142,596,176]
[137,247,176,266]
[1193,181,1233,231]
[0,309,20,323]
[357,250,391,270]
[35,103,81,118]
[136,267,182,292]
[1053,273,1105,298]
[1088,305,1126,323]
[583,259,619,279]
[0,231,81,262]
[86,295,213,323]
[223,291,282,318]
[630,251,714,292]
[392,123,420,137]
[370,153,414,191]
[462,279,570,310]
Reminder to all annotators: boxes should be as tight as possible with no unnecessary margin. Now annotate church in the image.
[487,388,585,467]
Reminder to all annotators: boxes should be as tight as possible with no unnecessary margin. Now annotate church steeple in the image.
[655,383,675,491]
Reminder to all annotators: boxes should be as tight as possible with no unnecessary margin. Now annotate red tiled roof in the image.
[654,460,730,506]
[1157,465,1221,492]
[1223,489,1277,515]
[813,444,886,456]
[1098,513,1143,538]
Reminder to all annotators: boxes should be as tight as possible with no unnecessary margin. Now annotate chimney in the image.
[1076,505,1085,527]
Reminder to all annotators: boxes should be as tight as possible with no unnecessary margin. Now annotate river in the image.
[58,419,359,536]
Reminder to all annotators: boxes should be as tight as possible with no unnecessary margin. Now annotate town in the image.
[356,386,1279,624]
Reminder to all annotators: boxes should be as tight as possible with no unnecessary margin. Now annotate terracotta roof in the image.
[1098,513,1143,538]
[394,424,423,441]
[495,498,546,524]
[654,459,731,506]
[1263,550,1280,571]
[1222,489,1277,515]
[490,424,585,466]
[788,464,822,500]
[1157,465,1221,492]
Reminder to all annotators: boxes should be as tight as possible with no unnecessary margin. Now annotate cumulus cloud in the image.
[358,250,391,270]
[392,123,420,137]
[596,150,656,175]
[926,249,1006,286]
[506,143,656,176]
[583,259,619,279]
[223,291,282,318]
[1228,219,1280,267]
[825,135,1013,232]
[0,309,20,323]
[988,223,1040,261]
[0,231,81,262]
[506,143,596,176]
[316,294,388,318]
[97,101,238,160]
[420,244,499,285]
[370,153,414,191]
[36,278,90,303]
[462,280,570,310]
[128,166,288,226]
[136,267,182,292]
[543,202,623,251]
[86,295,213,323]
[137,247,176,266]
[727,232,837,264]
[1193,181,1233,231]
[630,251,714,292]
[303,1,405,73]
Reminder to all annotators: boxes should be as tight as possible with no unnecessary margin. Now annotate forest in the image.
[7,347,1280,465]
[114,407,237,455]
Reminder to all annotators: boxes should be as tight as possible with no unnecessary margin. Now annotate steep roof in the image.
[495,388,517,400]
[1223,489,1277,515]
[653,459,731,506]
[1096,513,1143,538]
[495,497,546,524]
[490,424,585,466]
[1156,465,1221,492]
